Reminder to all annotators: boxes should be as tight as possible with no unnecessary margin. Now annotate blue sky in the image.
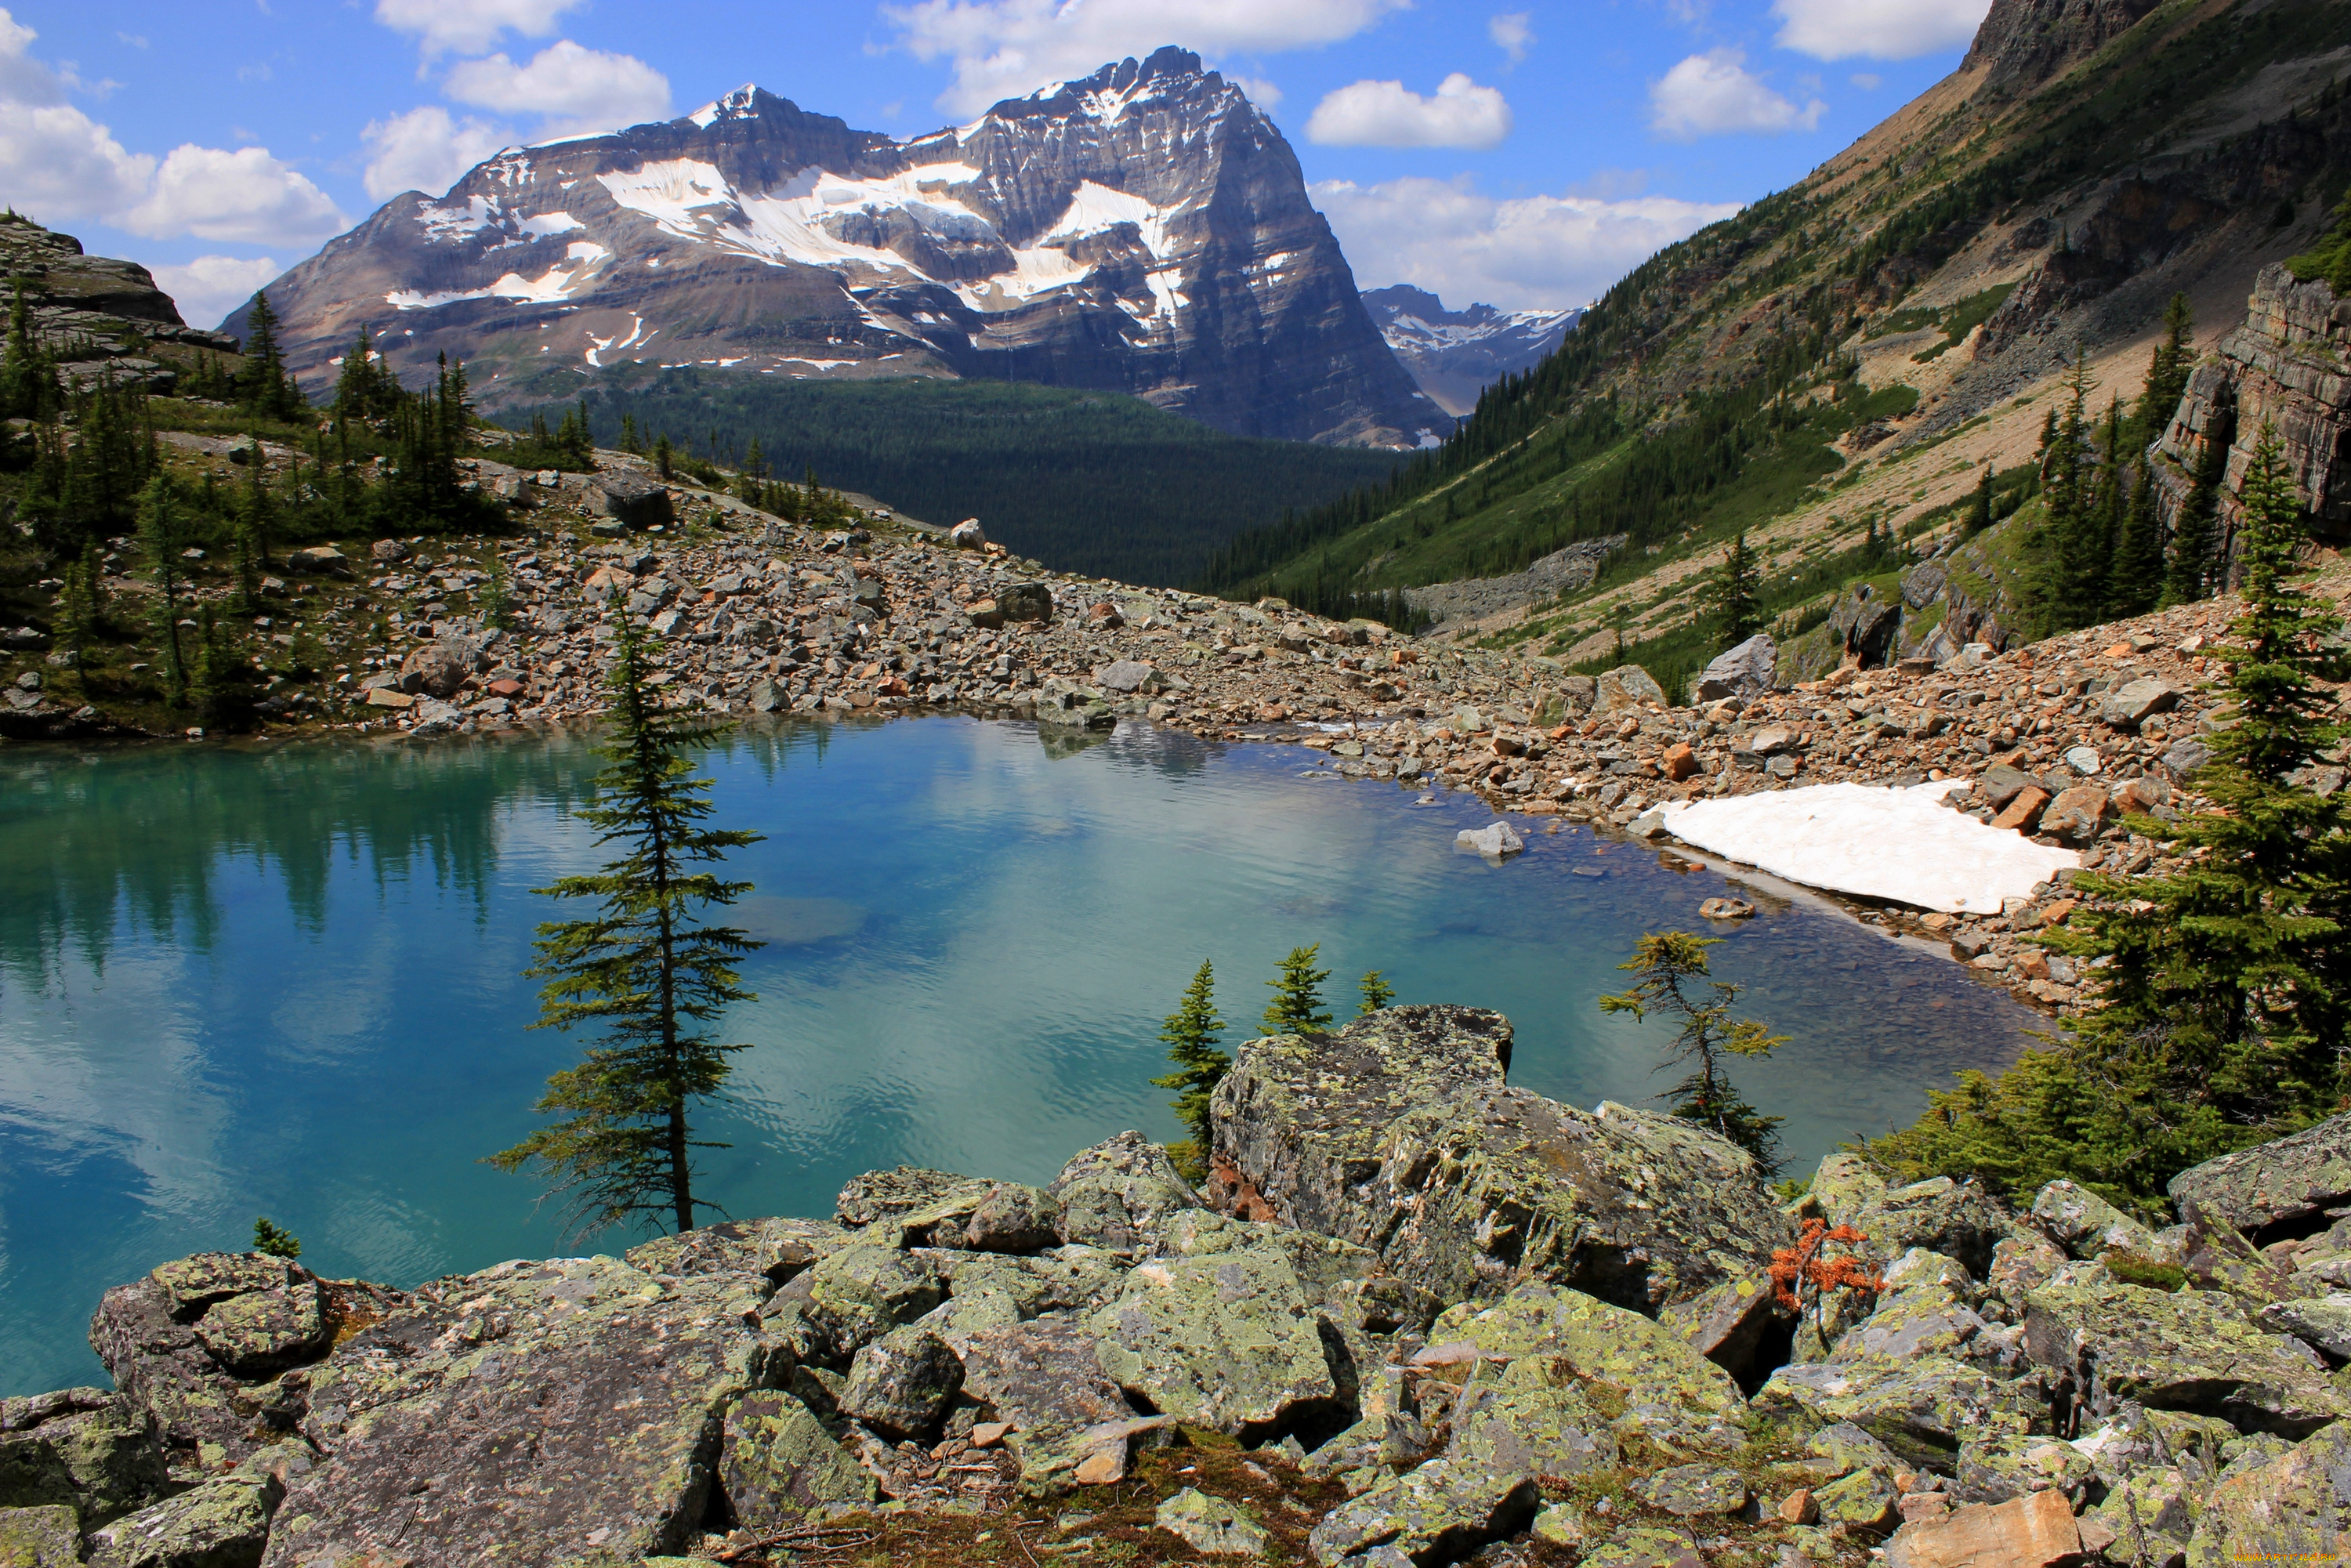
[0,0,1990,328]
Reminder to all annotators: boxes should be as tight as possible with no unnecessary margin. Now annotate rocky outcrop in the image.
[2152,265,2351,553]
[1402,534,1625,627]
[24,1034,2351,1565]
[1205,1005,1792,1311]
[1959,0,2163,92]
[2167,1110,2351,1242]
[239,49,1444,447]
[0,214,240,395]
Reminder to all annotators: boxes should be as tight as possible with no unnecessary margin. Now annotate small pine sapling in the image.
[252,1217,302,1258]
[1357,969,1396,1016]
[1150,959,1229,1181]
[1262,944,1333,1036]
[1599,931,1788,1174]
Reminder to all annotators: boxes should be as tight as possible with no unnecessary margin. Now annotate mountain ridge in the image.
[233,48,1446,449]
[1361,284,1581,418]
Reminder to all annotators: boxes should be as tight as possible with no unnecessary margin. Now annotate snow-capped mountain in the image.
[239,49,1445,448]
[1360,285,1582,417]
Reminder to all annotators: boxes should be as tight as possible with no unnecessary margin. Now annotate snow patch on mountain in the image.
[1362,284,1582,417]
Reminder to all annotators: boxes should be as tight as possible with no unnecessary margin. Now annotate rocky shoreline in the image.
[7,1005,2347,1566]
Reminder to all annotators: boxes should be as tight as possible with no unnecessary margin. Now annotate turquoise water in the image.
[0,718,2039,1395]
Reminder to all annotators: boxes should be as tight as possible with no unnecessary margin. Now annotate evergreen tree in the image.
[654,433,676,480]
[193,606,259,730]
[621,411,643,456]
[1886,427,2351,1214]
[1965,465,1994,536]
[136,476,190,707]
[1150,960,1229,1165]
[233,457,273,612]
[1599,931,1787,1174]
[2034,357,2111,633]
[1262,944,1333,1035]
[2161,390,2235,606]
[491,619,766,1235]
[0,275,53,420]
[1704,531,1764,650]
[2130,293,2195,448]
[1357,970,1396,1016]
[252,1218,302,1258]
[2106,458,2164,619]
[237,292,304,421]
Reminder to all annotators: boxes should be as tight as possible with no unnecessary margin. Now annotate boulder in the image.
[1952,1432,2096,1506]
[2099,679,2180,730]
[1081,1235,1343,1440]
[624,1217,849,1285]
[2039,784,2110,843]
[949,518,986,549]
[1592,664,1665,717]
[368,538,410,563]
[0,1389,165,1527]
[85,1472,280,1568]
[0,1505,79,1566]
[950,1318,1133,1495]
[2184,1419,2351,1568]
[1155,1488,1270,1558]
[2256,1292,2351,1358]
[1048,1131,1202,1253]
[89,1255,350,1469]
[260,1256,770,1566]
[2168,1112,2351,1239]
[839,1326,962,1442]
[997,582,1054,624]
[837,1166,979,1229]
[284,545,349,577]
[397,639,473,700]
[1657,1273,1787,1378]
[585,469,672,531]
[1847,1175,2014,1280]
[1094,659,1157,694]
[1752,1357,2047,1472]
[2027,1180,2161,1260]
[1689,634,1778,704]
[800,1244,950,1360]
[1454,821,1524,860]
[717,1391,876,1532]
[2022,1278,2351,1436]
[1209,1005,1790,1310]
[2161,737,2212,777]
[1884,1488,2080,1568]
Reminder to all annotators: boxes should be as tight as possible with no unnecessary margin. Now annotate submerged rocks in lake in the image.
[27,1016,2351,1565]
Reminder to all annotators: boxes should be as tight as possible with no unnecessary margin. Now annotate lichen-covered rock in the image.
[1657,1273,1788,1379]
[1300,1413,1435,1482]
[1155,1487,1270,1557]
[1081,1237,1341,1440]
[2022,1279,2351,1437]
[1812,1468,1899,1532]
[964,1185,1063,1253]
[85,1473,280,1568]
[1848,1176,2012,1279]
[839,1326,962,1441]
[2028,1181,2160,1261]
[1829,1274,1989,1367]
[1643,1464,1748,1517]
[801,1244,950,1359]
[1953,1432,2096,1506]
[1047,1132,1202,1252]
[1753,1357,2047,1472]
[0,1505,81,1567]
[261,1255,769,1567]
[2184,1420,2351,1568]
[1798,1153,1889,1229]
[625,1216,850,1284]
[1306,1454,1538,1566]
[1984,1231,2067,1321]
[0,1388,166,1526]
[1210,1005,1790,1311]
[935,1249,1125,1321]
[836,1166,983,1229]
[2256,1292,2351,1359]
[951,1318,1133,1495]
[2176,1202,2297,1304]
[89,1255,348,1468]
[2167,1111,2351,1239]
[1428,1279,1744,1450]
[717,1390,877,1533]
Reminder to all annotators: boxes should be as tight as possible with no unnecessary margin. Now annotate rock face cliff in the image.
[235,48,1444,448]
[2153,263,2351,550]
[1958,0,2164,91]
[0,214,239,394]
[1360,286,1580,418]
[13,1007,2351,1566]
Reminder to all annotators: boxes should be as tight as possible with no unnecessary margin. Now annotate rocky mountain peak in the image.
[1960,0,2164,91]
[1361,284,1581,418]
[240,51,1442,447]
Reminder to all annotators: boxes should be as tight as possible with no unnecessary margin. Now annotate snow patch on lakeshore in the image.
[1656,781,2078,915]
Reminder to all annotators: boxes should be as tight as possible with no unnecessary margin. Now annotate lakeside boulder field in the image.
[5,1006,2348,1566]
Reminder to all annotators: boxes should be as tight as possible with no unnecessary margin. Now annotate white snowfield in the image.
[1654,780,2079,914]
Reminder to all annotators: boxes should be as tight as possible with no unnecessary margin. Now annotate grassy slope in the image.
[1201,0,2351,655]
[502,374,1402,590]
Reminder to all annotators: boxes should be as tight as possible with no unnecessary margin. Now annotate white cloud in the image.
[883,0,1411,114]
[444,41,670,139]
[1649,49,1824,139]
[372,0,585,58]
[1313,174,1740,313]
[0,7,63,105]
[1231,75,1282,109]
[361,106,510,199]
[150,255,281,330]
[1489,12,1533,63]
[1306,73,1512,150]
[1772,0,1991,60]
[124,145,348,246]
[1849,71,1882,89]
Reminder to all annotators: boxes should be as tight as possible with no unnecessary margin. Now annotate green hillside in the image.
[502,374,1402,588]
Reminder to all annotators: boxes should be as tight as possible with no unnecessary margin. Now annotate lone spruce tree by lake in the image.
[491,617,765,1235]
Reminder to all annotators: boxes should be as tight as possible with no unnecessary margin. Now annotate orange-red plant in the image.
[1770,1218,1887,1315]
